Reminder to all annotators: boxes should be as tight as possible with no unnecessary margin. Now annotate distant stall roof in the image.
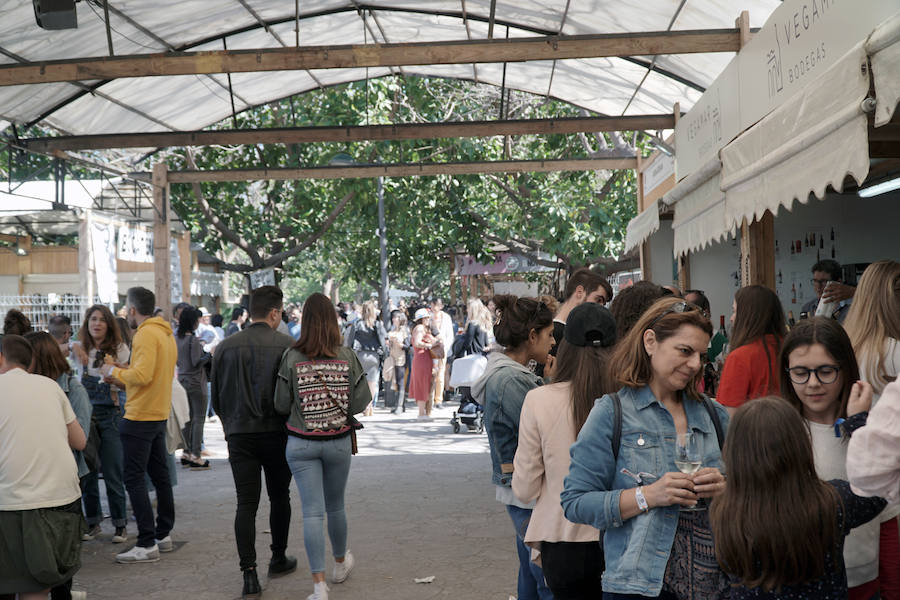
[0,1,779,136]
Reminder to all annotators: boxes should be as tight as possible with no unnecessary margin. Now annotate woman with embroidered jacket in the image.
[561,297,730,600]
[275,293,371,600]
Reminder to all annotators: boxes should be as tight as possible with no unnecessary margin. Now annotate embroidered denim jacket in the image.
[561,385,730,596]
[472,352,543,487]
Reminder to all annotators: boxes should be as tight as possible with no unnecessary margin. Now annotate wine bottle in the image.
[708,315,728,364]
[788,310,795,327]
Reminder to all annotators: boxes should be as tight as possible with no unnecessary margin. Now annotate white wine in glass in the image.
[675,433,703,474]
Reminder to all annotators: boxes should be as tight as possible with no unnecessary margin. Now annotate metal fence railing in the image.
[0,294,102,334]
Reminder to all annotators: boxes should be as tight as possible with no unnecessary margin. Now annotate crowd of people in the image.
[2,257,900,600]
[480,260,900,600]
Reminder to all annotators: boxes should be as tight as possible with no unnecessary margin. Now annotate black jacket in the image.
[210,322,294,437]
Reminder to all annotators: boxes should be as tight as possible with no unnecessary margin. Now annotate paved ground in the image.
[73,402,519,599]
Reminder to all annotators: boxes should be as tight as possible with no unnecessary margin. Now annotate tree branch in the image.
[261,191,355,268]
[184,148,262,266]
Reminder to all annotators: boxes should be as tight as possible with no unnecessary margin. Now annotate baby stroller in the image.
[448,352,487,434]
[450,388,484,433]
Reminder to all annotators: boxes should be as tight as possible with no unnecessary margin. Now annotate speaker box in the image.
[33,0,77,30]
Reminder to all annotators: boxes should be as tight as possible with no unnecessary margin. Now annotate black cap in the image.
[564,303,616,348]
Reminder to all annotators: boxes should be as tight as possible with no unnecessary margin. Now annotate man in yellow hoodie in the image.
[100,286,177,563]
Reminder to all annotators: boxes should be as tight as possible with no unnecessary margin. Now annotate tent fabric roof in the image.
[0,1,779,136]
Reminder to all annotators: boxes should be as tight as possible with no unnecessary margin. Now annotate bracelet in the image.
[635,486,649,512]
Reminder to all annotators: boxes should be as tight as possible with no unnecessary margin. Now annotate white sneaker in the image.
[156,535,173,552]
[307,581,330,600]
[71,591,88,600]
[116,544,160,563]
[332,551,355,583]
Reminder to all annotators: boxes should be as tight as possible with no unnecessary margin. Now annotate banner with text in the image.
[676,0,899,180]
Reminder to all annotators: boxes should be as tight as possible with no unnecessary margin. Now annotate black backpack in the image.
[609,392,725,460]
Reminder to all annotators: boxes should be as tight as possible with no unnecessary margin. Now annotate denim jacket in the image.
[472,352,543,487]
[561,385,730,596]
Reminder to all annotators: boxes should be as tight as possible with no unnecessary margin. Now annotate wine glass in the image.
[675,432,703,511]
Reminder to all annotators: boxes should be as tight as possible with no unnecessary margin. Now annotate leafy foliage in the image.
[150,75,644,299]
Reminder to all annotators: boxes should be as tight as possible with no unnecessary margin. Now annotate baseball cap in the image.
[564,303,616,348]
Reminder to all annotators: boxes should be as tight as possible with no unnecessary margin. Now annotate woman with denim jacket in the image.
[561,297,730,599]
[472,294,555,600]
[73,304,131,544]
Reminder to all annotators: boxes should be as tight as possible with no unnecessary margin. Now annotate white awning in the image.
[869,12,900,127]
[665,158,729,257]
[720,42,872,227]
[623,199,660,255]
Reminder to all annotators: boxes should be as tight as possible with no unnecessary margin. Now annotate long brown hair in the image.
[730,285,786,393]
[607,297,712,401]
[78,304,123,356]
[554,339,616,435]
[294,293,342,358]
[25,331,71,381]
[710,396,838,591]
[779,317,860,423]
[844,260,900,392]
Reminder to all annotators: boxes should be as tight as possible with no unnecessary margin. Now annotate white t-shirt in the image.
[0,368,81,510]
[809,420,881,587]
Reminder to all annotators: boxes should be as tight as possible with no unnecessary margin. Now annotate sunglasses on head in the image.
[646,301,698,330]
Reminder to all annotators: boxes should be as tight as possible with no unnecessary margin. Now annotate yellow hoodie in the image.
[112,316,177,421]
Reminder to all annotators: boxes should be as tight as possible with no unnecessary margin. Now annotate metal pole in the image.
[377,175,390,327]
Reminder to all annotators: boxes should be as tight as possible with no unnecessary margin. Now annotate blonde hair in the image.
[361,300,377,329]
[844,260,900,392]
[466,298,493,334]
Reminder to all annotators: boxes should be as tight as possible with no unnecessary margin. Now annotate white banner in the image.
[90,221,118,303]
[170,238,183,304]
[117,225,153,263]
[249,267,276,289]
[676,0,899,181]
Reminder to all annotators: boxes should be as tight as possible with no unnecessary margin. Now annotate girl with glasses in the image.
[779,317,883,600]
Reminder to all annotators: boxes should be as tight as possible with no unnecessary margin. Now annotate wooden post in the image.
[449,250,458,307]
[152,163,172,319]
[740,211,776,289]
[636,153,652,282]
[16,235,32,296]
[672,102,691,291]
[732,10,775,290]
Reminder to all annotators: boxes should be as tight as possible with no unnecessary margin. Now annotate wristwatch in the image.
[635,486,649,512]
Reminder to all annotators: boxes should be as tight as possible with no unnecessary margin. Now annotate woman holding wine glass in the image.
[561,297,730,599]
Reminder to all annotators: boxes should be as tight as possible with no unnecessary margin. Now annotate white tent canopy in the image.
[0,1,780,135]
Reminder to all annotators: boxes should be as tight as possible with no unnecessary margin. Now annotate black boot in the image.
[242,568,261,599]
[268,554,298,578]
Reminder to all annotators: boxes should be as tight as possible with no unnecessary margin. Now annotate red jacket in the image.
[717,335,781,408]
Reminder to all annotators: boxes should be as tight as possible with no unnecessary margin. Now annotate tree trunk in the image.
[323,272,335,298]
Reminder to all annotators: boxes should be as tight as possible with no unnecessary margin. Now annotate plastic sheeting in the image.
[719,43,871,230]
[0,0,780,135]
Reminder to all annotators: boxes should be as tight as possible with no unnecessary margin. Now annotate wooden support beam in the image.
[160,157,637,183]
[21,115,675,152]
[0,30,742,87]
[152,163,172,318]
[739,211,776,290]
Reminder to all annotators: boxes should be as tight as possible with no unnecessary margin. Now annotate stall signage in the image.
[643,150,676,196]
[676,0,898,181]
[739,0,898,127]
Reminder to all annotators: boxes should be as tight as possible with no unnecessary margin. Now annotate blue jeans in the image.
[506,504,553,600]
[119,419,175,548]
[81,403,127,527]
[603,593,677,599]
[285,435,352,573]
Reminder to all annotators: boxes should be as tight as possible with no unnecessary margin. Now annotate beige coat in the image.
[512,382,601,563]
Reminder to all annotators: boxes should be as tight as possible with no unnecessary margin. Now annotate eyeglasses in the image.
[810,278,831,286]
[647,301,696,330]
[786,365,841,385]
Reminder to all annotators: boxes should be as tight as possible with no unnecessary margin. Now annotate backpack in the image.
[609,392,725,460]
